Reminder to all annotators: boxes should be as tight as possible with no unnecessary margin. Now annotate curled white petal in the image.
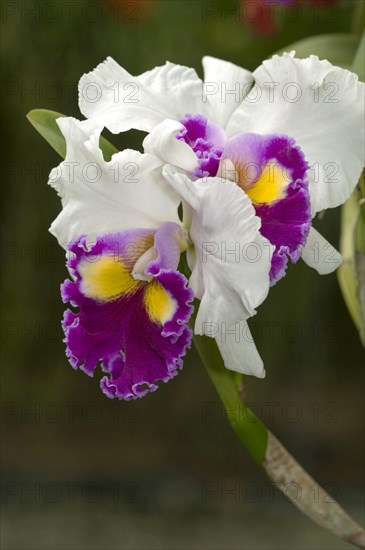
[211,321,265,378]
[202,56,254,128]
[143,119,198,172]
[48,117,180,248]
[301,226,343,274]
[226,52,365,214]
[163,165,274,332]
[78,57,205,133]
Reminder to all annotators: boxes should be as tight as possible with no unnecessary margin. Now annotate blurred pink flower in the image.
[241,0,338,36]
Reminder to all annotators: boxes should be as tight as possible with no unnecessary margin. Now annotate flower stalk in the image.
[193,331,365,548]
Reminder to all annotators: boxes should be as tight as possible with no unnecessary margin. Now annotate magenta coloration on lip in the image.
[223,132,311,284]
[176,112,311,285]
[177,113,226,178]
[61,224,194,400]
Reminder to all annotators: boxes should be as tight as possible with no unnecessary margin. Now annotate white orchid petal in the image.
[202,56,254,128]
[163,165,274,331]
[48,117,180,248]
[186,246,203,297]
[226,52,365,214]
[213,321,265,378]
[78,57,204,133]
[142,119,198,172]
[301,226,342,274]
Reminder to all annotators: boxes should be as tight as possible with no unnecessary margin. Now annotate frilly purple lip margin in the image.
[61,224,194,400]
[177,113,226,179]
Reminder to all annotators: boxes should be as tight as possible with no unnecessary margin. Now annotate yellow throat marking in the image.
[79,255,177,325]
[245,162,288,205]
[144,280,177,325]
[79,255,139,301]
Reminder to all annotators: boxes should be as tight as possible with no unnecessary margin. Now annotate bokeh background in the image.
[1,1,364,548]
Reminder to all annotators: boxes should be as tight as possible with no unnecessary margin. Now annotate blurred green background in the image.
[1,1,364,548]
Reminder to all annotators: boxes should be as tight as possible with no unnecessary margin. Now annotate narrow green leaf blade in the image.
[27,109,67,158]
[27,109,118,161]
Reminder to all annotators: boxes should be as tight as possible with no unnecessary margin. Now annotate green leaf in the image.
[274,34,359,69]
[26,109,118,161]
[351,0,365,37]
[27,109,67,158]
[192,316,267,465]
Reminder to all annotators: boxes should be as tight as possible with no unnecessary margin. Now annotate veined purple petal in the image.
[61,224,194,400]
[177,113,226,178]
[223,133,311,285]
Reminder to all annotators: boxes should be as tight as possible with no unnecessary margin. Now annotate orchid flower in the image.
[47,116,272,398]
[77,52,364,367]
[29,41,365,545]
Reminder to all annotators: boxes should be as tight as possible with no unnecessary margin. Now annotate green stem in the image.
[338,173,365,346]
[193,334,365,548]
[193,333,267,465]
